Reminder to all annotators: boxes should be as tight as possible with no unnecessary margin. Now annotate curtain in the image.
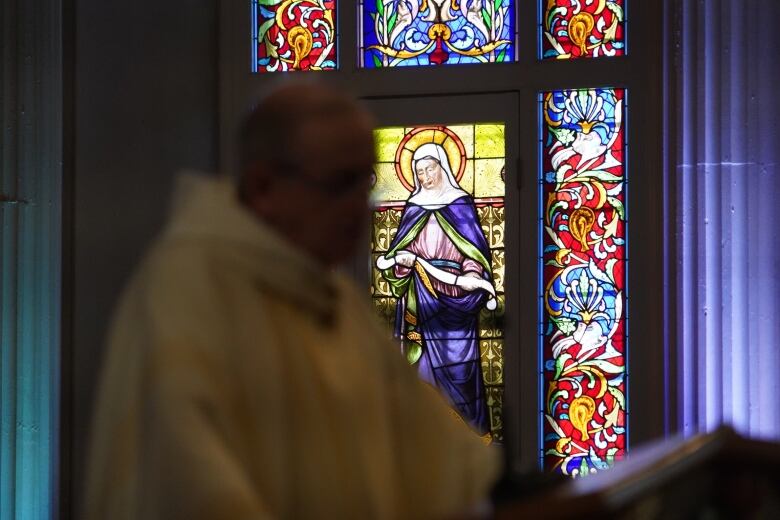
[675,0,780,438]
[0,0,63,517]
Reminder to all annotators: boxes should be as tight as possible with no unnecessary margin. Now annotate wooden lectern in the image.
[496,427,780,519]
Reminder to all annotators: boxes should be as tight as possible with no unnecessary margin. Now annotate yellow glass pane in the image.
[375,127,405,162]
[475,124,505,158]
[371,162,409,203]
[447,124,475,158]
[459,159,475,196]
[474,159,505,199]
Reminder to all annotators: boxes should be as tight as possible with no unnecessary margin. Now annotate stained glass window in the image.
[540,88,627,475]
[360,1,516,68]
[542,1,626,60]
[371,124,506,442]
[251,0,337,72]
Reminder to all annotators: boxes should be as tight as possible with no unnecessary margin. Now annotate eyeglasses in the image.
[274,160,373,196]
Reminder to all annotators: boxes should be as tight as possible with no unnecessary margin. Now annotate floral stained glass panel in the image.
[542,0,626,59]
[540,88,627,475]
[251,0,337,72]
[360,1,516,67]
[371,124,506,442]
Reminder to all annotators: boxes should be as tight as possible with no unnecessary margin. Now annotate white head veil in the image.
[407,143,469,209]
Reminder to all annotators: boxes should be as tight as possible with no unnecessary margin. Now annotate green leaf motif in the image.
[372,53,383,68]
[256,0,284,5]
[553,353,572,380]
[607,386,625,410]
[606,2,624,22]
[256,17,277,45]
[578,270,590,299]
[494,0,503,11]
[547,200,567,223]
[387,9,398,34]
[265,35,279,58]
[551,127,576,146]
[553,316,576,336]
[578,457,590,477]
[607,196,625,220]
[405,341,422,364]
[376,0,384,16]
[547,7,566,30]
[481,8,492,31]
[577,90,590,111]
[549,389,569,409]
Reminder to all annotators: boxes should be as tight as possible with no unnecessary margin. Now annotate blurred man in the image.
[84,82,498,519]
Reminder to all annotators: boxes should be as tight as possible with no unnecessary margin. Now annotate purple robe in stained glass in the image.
[384,197,492,435]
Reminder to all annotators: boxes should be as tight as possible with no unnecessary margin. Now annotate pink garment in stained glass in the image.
[394,216,484,298]
[371,124,506,443]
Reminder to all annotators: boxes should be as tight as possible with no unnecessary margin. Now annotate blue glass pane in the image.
[360,0,516,68]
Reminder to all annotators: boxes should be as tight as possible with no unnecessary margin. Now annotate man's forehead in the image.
[291,117,373,174]
[301,109,372,133]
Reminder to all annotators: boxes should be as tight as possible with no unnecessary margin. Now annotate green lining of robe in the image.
[381,213,431,298]
[433,211,493,277]
[385,213,431,257]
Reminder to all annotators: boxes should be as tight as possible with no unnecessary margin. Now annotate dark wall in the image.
[71,0,218,515]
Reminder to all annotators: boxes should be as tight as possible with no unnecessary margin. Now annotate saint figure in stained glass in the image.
[377,140,497,436]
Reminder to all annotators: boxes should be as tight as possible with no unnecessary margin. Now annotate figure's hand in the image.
[458,273,483,291]
[395,251,416,268]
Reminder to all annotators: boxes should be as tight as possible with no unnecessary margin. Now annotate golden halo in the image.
[394,126,467,192]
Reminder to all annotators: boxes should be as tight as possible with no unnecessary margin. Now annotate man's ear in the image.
[239,167,277,222]
[249,174,271,197]
[241,163,273,199]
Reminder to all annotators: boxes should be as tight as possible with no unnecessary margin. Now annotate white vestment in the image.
[84,174,499,519]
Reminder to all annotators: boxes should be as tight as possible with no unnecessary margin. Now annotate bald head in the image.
[238,83,372,182]
[236,82,377,266]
